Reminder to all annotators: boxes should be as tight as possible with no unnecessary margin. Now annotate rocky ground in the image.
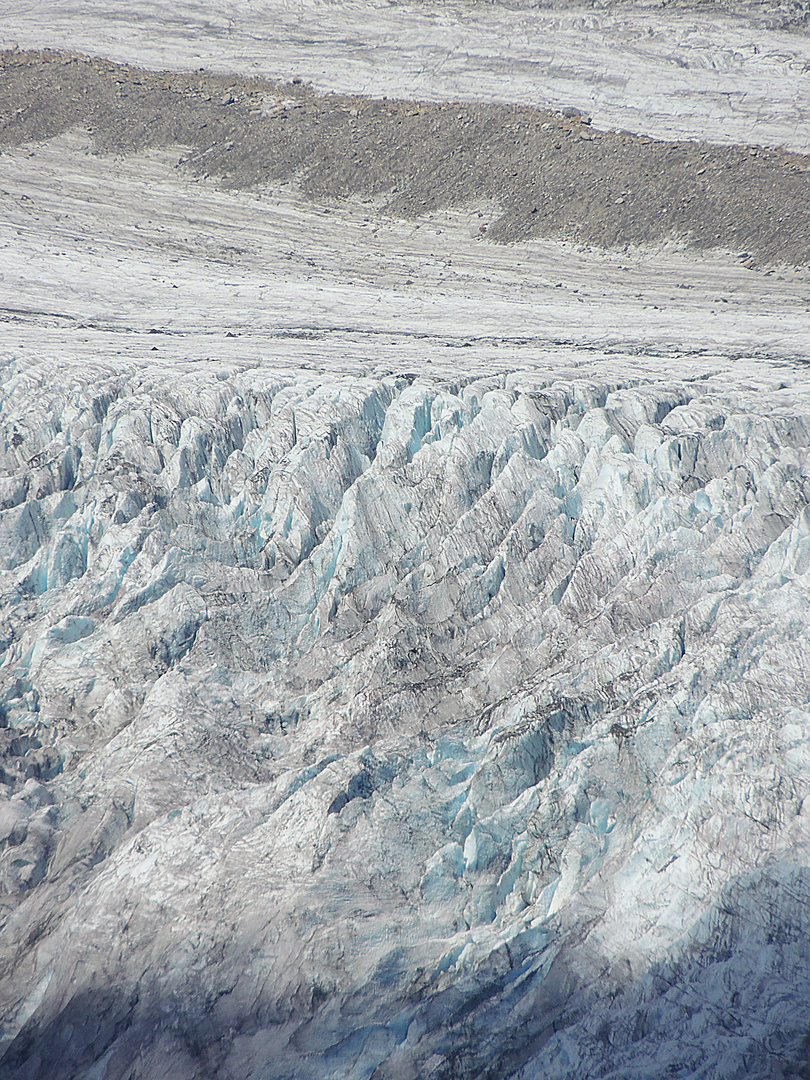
[1,3,810,1078]
[2,50,810,262]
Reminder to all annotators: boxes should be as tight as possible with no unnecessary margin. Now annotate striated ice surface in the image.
[1,357,809,1079]
[6,0,810,153]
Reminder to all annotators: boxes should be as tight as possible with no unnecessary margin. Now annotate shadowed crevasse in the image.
[1,863,809,1080]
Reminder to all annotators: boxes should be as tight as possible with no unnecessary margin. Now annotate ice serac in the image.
[0,356,809,1080]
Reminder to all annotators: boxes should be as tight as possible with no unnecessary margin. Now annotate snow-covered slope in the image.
[1,355,809,1078]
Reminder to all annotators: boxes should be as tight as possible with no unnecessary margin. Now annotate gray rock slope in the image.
[1,357,809,1079]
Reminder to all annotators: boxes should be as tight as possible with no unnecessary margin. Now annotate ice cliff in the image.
[0,356,809,1079]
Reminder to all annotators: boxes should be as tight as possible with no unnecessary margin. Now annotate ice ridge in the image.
[0,358,809,1079]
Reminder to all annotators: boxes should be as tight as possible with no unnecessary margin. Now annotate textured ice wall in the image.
[0,358,809,1079]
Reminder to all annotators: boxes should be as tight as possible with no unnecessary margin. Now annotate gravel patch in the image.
[2,48,809,265]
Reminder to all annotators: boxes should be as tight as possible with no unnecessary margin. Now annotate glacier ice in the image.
[0,357,809,1079]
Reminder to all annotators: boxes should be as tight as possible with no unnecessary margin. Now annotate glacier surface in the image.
[1,356,809,1079]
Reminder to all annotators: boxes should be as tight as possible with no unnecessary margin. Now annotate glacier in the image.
[1,356,809,1079]
[3,0,810,1071]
